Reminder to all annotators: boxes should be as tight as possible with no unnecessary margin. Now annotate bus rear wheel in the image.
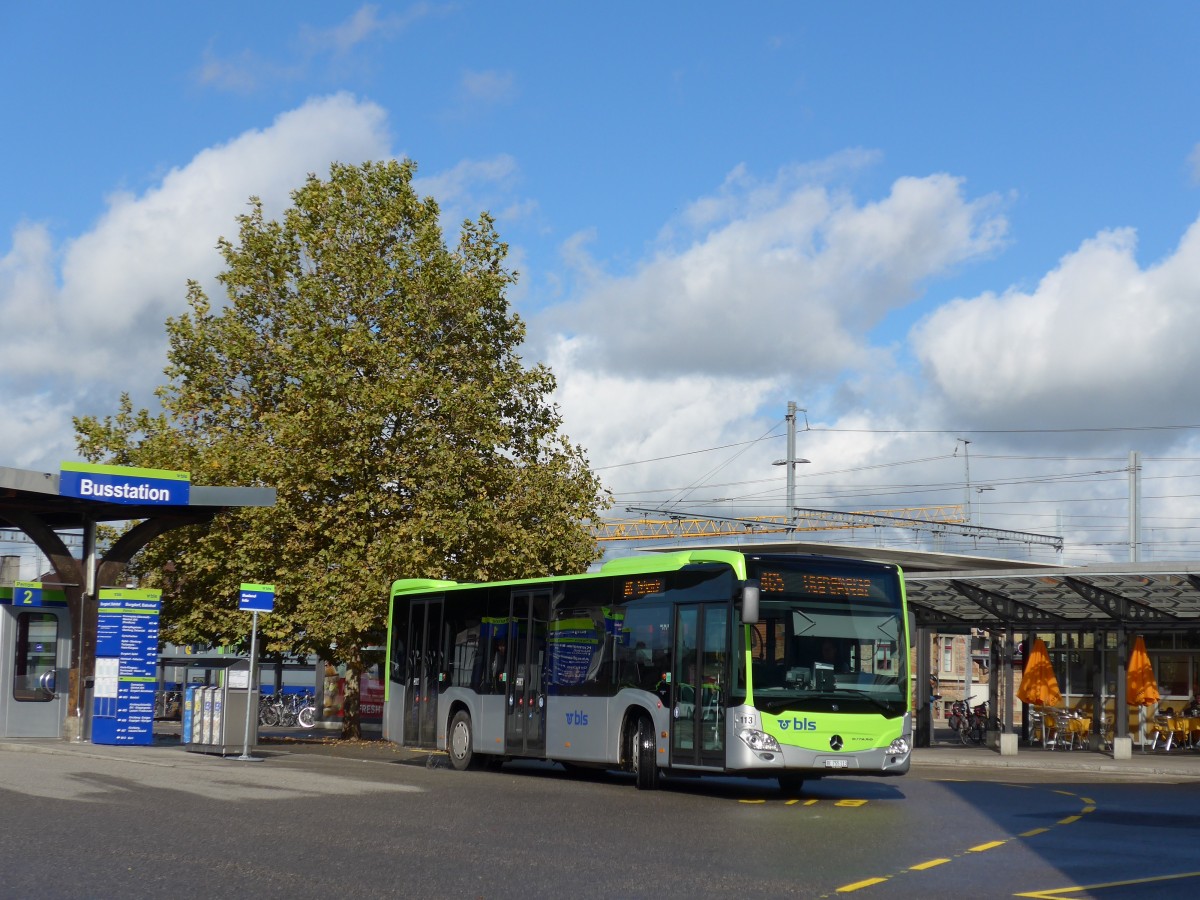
[632,715,659,791]
[449,710,476,771]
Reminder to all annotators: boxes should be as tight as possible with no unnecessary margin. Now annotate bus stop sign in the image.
[238,583,276,613]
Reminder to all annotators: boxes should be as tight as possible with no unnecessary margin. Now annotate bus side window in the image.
[621,604,671,693]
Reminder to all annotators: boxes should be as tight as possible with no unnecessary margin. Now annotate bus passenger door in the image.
[670,603,728,768]
[505,590,549,757]
[404,598,444,749]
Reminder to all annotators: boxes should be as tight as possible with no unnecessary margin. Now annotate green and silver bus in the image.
[384,550,911,792]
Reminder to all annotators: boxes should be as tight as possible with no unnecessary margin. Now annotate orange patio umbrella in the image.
[1017,638,1062,707]
[1126,635,1160,707]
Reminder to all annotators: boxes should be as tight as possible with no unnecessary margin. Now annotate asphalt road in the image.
[2,744,1199,899]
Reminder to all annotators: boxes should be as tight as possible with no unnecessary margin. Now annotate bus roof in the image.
[389,549,748,598]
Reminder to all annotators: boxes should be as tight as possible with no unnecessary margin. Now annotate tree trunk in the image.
[341,646,362,739]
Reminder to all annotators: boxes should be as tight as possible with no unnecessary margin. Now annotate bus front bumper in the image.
[727,729,912,777]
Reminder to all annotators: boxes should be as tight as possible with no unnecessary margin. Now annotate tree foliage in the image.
[75,160,609,736]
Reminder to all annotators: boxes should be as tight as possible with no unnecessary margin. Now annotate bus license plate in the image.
[824,759,848,768]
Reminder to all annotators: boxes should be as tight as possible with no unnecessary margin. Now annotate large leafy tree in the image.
[76,159,608,737]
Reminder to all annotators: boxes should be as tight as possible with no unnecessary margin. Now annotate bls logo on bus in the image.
[566,710,589,726]
[777,717,817,731]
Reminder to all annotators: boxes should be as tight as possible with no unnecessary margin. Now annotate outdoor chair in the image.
[1065,714,1090,750]
[1147,717,1172,751]
[1041,711,1064,749]
[1027,708,1045,746]
[1163,717,1193,751]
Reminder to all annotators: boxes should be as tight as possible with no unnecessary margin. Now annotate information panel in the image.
[92,589,161,746]
[238,583,275,613]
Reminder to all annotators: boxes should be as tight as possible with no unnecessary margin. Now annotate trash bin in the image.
[183,683,259,756]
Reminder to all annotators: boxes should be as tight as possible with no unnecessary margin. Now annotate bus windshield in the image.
[745,559,908,716]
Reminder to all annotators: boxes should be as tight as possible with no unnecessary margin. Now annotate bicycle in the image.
[947,695,975,734]
[959,699,1004,745]
[259,691,317,728]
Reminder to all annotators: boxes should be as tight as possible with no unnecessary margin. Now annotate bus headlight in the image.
[739,729,782,752]
[888,737,910,755]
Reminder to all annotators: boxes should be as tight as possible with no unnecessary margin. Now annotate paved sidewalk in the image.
[911,738,1200,778]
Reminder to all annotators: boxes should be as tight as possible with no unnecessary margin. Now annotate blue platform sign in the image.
[60,461,191,506]
[239,583,275,613]
[92,589,161,746]
[12,580,43,607]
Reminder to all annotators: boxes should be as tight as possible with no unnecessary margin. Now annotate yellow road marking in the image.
[739,799,766,804]
[1015,869,1200,899]
[837,877,888,892]
[818,784,1093,895]
[968,840,1006,852]
[785,799,799,805]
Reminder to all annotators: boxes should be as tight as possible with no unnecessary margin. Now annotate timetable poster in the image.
[92,589,161,746]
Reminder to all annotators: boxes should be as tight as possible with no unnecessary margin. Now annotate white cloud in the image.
[912,219,1200,427]
[537,166,1006,380]
[199,5,438,92]
[0,94,392,470]
[196,46,295,93]
[547,335,780,503]
[414,154,521,217]
[310,5,391,54]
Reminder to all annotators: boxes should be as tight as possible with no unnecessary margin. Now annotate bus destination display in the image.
[760,570,873,599]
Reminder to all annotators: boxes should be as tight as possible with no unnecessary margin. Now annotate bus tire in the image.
[778,773,805,796]
[448,710,476,771]
[633,715,659,791]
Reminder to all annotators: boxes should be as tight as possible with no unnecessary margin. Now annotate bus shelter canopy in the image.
[904,562,1200,632]
[645,538,1200,634]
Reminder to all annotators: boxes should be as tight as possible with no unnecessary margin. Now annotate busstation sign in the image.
[59,461,191,506]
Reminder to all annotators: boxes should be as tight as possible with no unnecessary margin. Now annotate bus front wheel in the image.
[632,715,659,791]
[448,710,476,771]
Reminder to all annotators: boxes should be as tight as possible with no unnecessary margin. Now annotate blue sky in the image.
[5,4,1200,571]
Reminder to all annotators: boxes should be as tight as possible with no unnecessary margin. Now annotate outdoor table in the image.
[1157,716,1200,751]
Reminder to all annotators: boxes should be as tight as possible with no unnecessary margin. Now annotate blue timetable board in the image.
[92,590,161,746]
[238,583,275,613]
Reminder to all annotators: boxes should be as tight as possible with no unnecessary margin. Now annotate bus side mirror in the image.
[739,581,760,625]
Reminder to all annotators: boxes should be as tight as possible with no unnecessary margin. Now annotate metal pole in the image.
[1128,451,1140,562]
[958,438,973,524]
[785,401,796,528]
[772,402,809,530]
[237,610,262,761]
[75,519,97,742]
